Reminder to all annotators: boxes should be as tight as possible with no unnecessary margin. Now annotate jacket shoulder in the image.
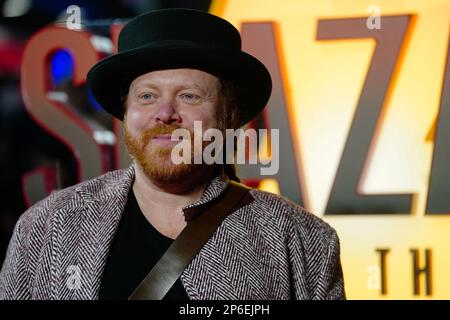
[248,188,337,240]
[18,168,132,235]
[0,168,133,299]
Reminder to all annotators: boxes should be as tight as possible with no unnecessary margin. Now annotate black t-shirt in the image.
[98,190,189,300]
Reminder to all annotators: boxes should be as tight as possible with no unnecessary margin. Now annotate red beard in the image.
[124,122,200,184]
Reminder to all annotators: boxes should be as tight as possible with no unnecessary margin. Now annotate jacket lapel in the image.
[67,166,135,299]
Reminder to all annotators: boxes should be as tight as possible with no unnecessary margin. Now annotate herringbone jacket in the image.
[0,165,345,300]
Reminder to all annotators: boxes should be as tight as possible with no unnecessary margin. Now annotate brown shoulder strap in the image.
[128,180,251,300]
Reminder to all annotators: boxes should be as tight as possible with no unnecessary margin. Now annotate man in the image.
[0,8,345,300]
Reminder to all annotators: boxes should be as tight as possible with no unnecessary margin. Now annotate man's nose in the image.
[155,99,181,124]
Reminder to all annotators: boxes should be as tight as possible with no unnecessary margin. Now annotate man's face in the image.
[123,68,223,184]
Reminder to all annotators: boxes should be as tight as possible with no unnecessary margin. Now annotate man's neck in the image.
[131,164,216,239]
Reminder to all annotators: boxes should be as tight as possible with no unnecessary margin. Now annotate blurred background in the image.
[1,0,450,299]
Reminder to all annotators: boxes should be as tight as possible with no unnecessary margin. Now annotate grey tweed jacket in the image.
[0,165,345,300]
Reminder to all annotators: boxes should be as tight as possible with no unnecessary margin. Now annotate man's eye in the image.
[139,93,155,101]
[180,93,201,103]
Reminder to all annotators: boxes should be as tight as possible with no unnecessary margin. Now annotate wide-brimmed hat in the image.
[86,8,272,126]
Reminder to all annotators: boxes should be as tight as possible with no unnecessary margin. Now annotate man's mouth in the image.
[151,134,183,143]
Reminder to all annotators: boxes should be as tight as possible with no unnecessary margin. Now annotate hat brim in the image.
[87,44,272,126]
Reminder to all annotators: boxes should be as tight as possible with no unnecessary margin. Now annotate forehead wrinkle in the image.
[130,70,220,93]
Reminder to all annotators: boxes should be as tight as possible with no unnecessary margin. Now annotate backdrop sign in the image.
[211,0,450,299]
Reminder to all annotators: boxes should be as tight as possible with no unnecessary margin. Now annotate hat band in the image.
[120,39,237,53]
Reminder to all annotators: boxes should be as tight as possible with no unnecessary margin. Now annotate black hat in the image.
[86,8,272,126]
